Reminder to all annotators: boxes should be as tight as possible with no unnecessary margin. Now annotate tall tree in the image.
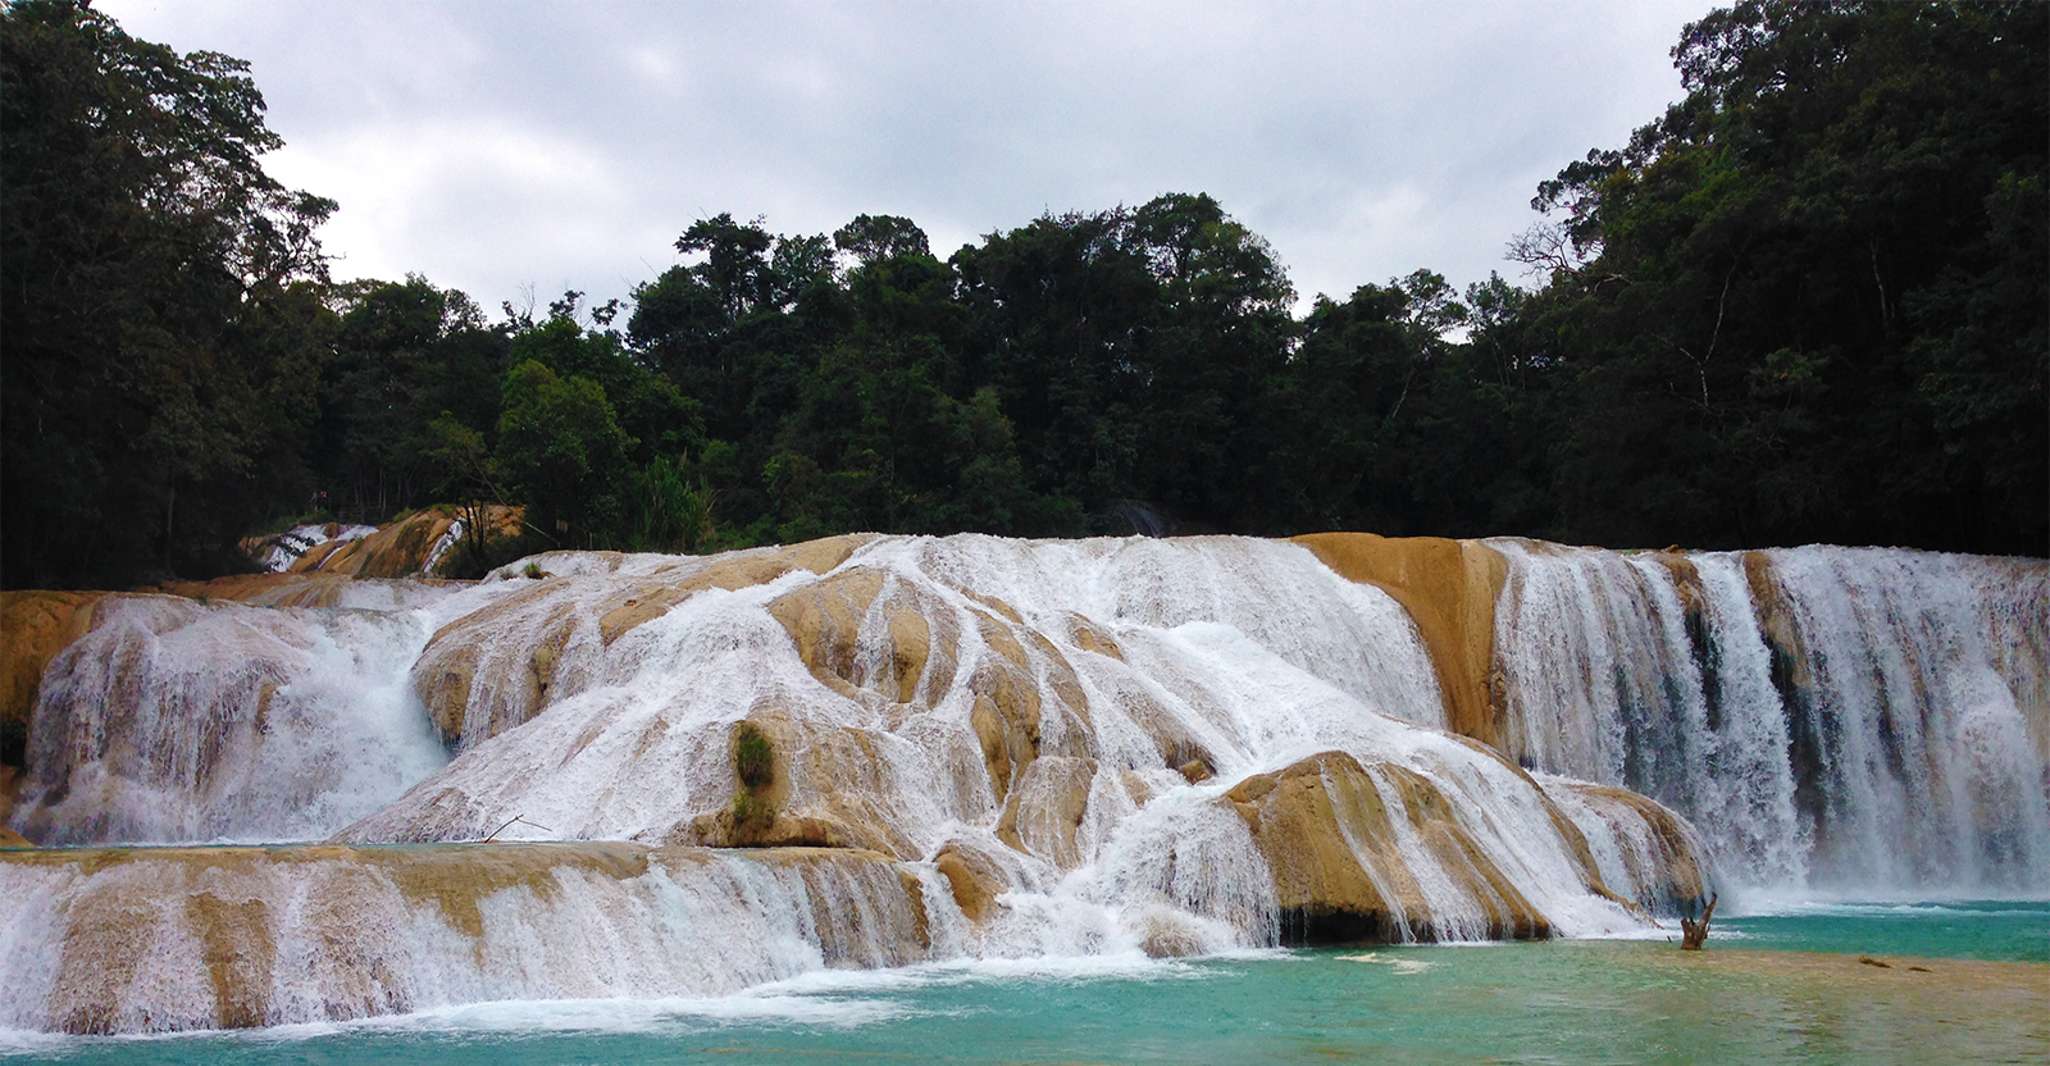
[2,0,335,585]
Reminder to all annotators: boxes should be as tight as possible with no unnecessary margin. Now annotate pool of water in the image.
[7,905,2045,1064]
[1718,898,2050,962]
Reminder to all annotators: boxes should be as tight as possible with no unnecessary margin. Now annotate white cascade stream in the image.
[15,532,2031,1034]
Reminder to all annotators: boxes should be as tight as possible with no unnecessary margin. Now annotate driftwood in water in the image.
[1681,892,1718,950]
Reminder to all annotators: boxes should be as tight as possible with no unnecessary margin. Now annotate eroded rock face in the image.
[0,591,104,748]
[344,536,1709,942]
[1542,778,1709,914]
[0,842,936,1034]
[298,509,452,578]
[411,536,874,748]
[1225,751,1550,943]
[1292,533,1509,748]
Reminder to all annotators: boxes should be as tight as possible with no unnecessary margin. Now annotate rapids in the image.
[1,531,2042,1034]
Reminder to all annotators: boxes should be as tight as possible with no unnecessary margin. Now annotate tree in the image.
[2,0,337,585]
[833,214,930,266]
[1514,0,2047,553]
[494,360,634,548]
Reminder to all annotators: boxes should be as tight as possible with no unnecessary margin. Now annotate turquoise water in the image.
[1719,899,2050,963]
[7,905,2045,1064]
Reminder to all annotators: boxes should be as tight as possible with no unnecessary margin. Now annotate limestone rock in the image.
[603,533,872,646]
[1551,780,1710,913]
[994,755,1098,868]
[0,591,104,754]
[2,841,932,1033]
[305,510,455,578]
[1292,533,1509,747]
[410,579,575,745]
[1225,750,1550,943]
[669,705,915,858]
[933,839,1009,923]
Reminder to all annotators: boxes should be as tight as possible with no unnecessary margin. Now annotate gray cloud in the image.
[101,0,1701,312]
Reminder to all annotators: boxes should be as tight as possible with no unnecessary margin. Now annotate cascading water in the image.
[0,844,942,1034]
[8,583,508,844]
[1492,540,2050,897]
[260,523,376,572]
[2,533,1728,1034]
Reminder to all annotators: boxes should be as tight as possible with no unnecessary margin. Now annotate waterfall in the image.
[1,533,1735,1034]
[8,584,507,844]
[0,844,945,1034]
[260,523,376,572]
[1492,541,2050,896]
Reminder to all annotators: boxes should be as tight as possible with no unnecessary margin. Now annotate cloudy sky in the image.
[102,0,1702,313]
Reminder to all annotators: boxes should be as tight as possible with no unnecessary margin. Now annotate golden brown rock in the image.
[6,841,931,1033]
[1557,781,1709,911]
[670,705,913,857]
[995,755,1097,868]
[148,572,446,608]
[1292,533,1510,746]
[305,510,455,578]
[409,579,567,744]
[0,590,104,740]
[411,536,874,749]
[1225,750,1549,943]
[933,839,1008,923]
[600,534,872,646]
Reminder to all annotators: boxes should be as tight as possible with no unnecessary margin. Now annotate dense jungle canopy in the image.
[2,0,2044,587]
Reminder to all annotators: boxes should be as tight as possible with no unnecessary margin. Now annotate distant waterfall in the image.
[1492,541,2050,895]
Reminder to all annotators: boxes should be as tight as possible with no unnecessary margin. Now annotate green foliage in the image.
[2,0,336,585]
[630,456,717,553]
[5,0,2041,592]
[1504,0,2047,552]
[522,560,544,580]
[734,722,774,790]
[494,360,634,548]
[730,790,772,827]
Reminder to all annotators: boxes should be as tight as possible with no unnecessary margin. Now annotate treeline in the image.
[2,0,2043,588]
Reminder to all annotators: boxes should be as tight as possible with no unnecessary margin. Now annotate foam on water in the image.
[5,532,1871,1035]
[7,581,513,844]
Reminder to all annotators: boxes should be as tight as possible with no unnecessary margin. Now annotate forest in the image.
[2,0,2044,588]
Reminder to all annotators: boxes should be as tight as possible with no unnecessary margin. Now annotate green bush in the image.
[734,722,773,790]
[730,790,771,826]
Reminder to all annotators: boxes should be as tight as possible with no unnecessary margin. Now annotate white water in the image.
[1492,542,2050,898]
[344,535,1656,947]
[8,583,512,844]
[422,519,465,576]
[0,846,934,1034]
[35,531,1995,1035]
[260,524,375,572]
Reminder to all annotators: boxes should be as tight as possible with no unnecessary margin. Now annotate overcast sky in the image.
[101,0,1702,314]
